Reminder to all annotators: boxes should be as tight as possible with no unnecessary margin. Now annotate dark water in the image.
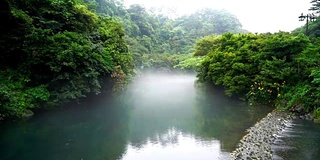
[272,119,320,160]
[0,73,273,160]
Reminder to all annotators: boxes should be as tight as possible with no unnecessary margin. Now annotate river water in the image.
[0,73,274,160]
[272,118,320,160]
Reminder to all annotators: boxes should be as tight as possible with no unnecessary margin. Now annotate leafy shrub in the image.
[0,70,49,119]
[195,32,320,113]
[313,108,320,121]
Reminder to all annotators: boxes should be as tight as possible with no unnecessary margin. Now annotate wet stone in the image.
[231,110,291,160]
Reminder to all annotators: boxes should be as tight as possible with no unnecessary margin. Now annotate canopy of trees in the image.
[6,0,316,121]
[0,0,245,120]
[195,32,320,120]
[0,0,133,120]
[84,0,245,69]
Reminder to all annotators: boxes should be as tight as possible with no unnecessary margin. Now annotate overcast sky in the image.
[123,0,312,33]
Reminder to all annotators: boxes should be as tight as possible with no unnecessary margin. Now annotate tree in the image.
[84,1,245,55]
[309,0,320,13]
[0,0,133,120]
[196,32,310,103]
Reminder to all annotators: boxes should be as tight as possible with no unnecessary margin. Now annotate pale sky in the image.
[123,0,312,33]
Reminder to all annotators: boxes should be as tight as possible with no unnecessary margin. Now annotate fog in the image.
[0,72,274,160]
[126,73,197,111]
[124,0,311,33]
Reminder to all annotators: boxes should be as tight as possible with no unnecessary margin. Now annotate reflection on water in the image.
[0,73,273,160]
[122,127,231,160]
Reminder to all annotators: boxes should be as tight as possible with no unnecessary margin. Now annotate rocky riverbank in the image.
[231,110,292,159]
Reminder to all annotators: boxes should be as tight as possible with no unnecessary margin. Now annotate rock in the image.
[306,113,313,120]
[21,110,34,119]
[231,110,291,160]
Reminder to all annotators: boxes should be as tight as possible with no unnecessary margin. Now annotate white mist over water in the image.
[121,73,232,160]
[0,73,274,160]
[126,73,197,110]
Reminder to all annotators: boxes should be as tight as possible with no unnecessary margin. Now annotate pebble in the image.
[230,110,291,160]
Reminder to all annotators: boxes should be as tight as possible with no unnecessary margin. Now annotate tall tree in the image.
[0,0,133,120]
[310,0,320,13]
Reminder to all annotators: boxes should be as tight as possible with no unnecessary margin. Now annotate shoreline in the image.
[231,110,292,159]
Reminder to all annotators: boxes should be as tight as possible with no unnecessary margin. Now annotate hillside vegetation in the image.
[0,0,245,120]
[0,0,133,120]
[194,32,320,120]
[4,0,317,121]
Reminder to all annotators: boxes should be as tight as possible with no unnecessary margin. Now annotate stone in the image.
[231,110,291,160]
[21,110,34,119]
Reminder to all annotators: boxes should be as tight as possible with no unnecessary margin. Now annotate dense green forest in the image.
[85,0,244,54]
[2,0,320,121]
[0,0,244,120]
[193,4,320,121]
[84,0,245,70]
[0,0,134,120]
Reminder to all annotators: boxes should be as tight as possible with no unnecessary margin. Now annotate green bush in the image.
[313,108,320,121]
[0,0,133,120]
[0,70,49,120]
[195,32,320,114]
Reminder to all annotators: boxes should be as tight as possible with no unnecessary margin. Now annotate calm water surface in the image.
[0,73,273,160]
